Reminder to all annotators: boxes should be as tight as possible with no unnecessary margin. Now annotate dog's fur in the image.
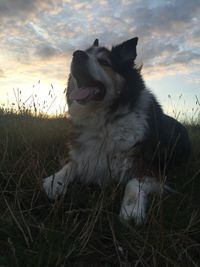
[43,37,190,224]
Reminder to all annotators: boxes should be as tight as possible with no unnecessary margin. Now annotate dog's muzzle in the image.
[71,50,89,79]
[73,50,88,62]
[70,50,106,104]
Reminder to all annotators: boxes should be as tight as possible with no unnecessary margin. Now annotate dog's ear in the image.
[93,39,99,47]
[112,37,138,64]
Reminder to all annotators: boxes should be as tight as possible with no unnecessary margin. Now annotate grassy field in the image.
[0,111,200,267]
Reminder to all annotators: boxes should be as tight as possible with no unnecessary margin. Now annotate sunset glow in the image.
[0,0,199,117]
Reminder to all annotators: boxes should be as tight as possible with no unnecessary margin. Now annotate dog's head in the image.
[67,37,141,117]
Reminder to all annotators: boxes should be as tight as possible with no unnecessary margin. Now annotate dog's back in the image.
[159,114,190,169]
[135,107,191,176]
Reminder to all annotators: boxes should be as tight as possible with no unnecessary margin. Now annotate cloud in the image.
[144,62,192,79]
[0,0,200,83]
[122,0,200,35]
[28,22,49,40]
[186,28,200,47]
[138,42,180,66]
[35,44,61,59]
[0,0,36,17]
[0,0,62,18]
[49,0,200,77]
[169,50,200,65]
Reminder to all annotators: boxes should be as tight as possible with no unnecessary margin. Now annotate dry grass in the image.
[0,111,200,267]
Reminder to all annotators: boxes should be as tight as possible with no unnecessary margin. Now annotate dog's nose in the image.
[73,50,88,60]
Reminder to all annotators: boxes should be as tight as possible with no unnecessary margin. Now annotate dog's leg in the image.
[43,162,75,199]
[120,177,161,224]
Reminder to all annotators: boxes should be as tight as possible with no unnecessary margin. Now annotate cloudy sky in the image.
[0,0,200,117]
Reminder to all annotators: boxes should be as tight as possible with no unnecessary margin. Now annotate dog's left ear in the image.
[112,37,138,64]
[93,39,99,47]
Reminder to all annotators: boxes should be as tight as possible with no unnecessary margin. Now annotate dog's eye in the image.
[98,59,111,67]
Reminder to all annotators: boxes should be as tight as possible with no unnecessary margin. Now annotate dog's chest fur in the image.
[69,107,148,184]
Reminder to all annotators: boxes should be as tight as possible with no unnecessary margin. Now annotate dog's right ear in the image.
[93,39,99,47]
[112,37,138,65]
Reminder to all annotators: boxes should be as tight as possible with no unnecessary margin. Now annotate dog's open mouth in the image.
[70,81,106,104]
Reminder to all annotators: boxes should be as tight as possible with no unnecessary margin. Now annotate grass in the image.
[0,110,200,267]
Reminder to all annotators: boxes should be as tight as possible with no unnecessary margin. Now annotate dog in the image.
[43,37,191,224]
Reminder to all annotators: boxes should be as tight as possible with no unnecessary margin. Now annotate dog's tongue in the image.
[70,87,99,101]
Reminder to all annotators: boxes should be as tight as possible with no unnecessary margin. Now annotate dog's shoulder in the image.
[107,89,155,143]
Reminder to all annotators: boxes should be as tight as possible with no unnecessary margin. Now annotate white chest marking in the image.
[70,109,148,183]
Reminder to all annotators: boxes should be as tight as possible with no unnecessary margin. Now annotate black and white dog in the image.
[43,37,190,224]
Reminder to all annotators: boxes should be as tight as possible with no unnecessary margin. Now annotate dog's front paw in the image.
[119,197,146,225]
[43,175,67,200]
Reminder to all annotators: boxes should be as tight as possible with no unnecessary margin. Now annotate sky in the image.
[0,0,200,118]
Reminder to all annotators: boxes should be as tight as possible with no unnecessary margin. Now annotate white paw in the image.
[43,175,67,200]
[119,196,146,224]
